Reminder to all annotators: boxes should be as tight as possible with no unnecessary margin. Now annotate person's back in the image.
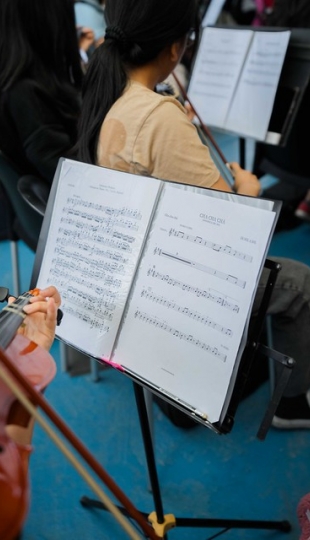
[265,0,310,27]
[252,0,310,220]
[0,0,83,184]
[0,78,79,181]
[97,81,219,187]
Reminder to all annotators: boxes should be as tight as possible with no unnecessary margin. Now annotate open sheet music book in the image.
[187,26,291,141]
[32,158,281,429]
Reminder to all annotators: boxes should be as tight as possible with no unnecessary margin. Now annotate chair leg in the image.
[90,358,100,382]
[266,315,275,396]
[10,240,21,297]
[59,341,70,373]
[60,342,101,382]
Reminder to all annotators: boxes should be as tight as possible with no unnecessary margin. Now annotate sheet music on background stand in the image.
[187,26,291,143]
[201,0,226,27]
[187,25,310,148]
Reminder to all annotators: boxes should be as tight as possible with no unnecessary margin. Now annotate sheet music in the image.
[35,160,160,358]
[113,183,276,423]
[188,27,253,128]
[225,30,291,140]
[202,0,226,27]
[188,27,291,141]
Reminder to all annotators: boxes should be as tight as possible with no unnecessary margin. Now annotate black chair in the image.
[253,61,310,192]
[0,151,46,294]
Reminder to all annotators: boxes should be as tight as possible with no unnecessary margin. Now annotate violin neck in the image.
[0,292,33,350]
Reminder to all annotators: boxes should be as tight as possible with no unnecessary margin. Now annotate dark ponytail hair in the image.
[0,0,83,120]
[77,0,198,164]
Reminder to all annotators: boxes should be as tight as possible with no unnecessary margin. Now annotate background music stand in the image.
[80,257,295,538]
[191,26,310,179]
[234,27,310,173]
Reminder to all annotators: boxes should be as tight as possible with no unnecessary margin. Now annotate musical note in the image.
[168,229,252,262]
[66,197,142,220]
[154,249,246,288]
[146,267,240,312]
[140,289,233,336]
[64,305,111,331]
[133,310,227,362]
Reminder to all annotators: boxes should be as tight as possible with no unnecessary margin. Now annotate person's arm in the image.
[78,26,95,53]
[212,162,261,197]
[137,98,261,196]
[9,286,61,351]
[182,102,261,196]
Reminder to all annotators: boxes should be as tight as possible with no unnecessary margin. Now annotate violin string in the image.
[0,290,42,350]
[0,295,30,349]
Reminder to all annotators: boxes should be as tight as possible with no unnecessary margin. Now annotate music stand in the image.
[80,258,294,538]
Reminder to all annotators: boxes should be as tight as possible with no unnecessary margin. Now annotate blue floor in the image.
[1,135,310,540]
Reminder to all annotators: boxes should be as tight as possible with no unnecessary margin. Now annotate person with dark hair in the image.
[75,0,310,430]
[77,0,259,196]
[252,0,310,223]
[0,0,83,186]
[265,0,310,27]
[266,0,310,222]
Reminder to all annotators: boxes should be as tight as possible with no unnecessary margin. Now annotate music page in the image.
[35,159,161,358]
[225,30,290,140]
[188,27,253,128]
[188,27,290,140]
[202,0,226,27]
[113,183,276,423]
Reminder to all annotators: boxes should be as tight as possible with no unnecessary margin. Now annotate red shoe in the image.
[295,200,310,221]
[297,493,310,540]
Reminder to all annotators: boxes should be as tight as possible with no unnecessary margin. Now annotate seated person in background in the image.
[221,0,258,25]
[266,0,310,222]
[78,26,97,70]
[74,0,106,48]
[264,0,309,27]
[252,0,310,222]
[0,0,84,188]
[76,0,310,430]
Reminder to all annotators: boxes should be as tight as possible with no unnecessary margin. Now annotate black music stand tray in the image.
[80,258,294,539]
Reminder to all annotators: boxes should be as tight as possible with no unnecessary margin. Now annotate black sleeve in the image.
[265,0,310,28]
[7,81,77,184]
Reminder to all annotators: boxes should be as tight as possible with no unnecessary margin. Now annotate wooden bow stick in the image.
[172,70,235,184]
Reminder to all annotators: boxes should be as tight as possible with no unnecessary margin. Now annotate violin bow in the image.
[0,346,159,540]
[172,71,235,186]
